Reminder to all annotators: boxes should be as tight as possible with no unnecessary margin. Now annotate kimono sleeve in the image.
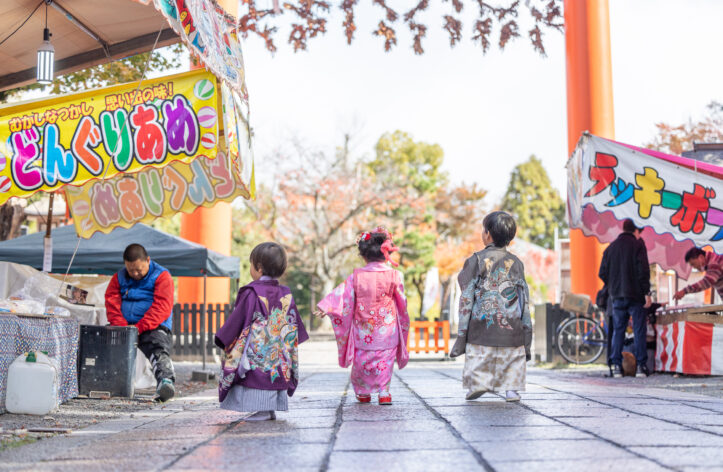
[457,253,481,291]
[393,270,410,369]
[317,275,352,318]
[317,274,355,368]
[449,280,475,358]
[520,278,533,361]
[215,287,254,350]
[291,297,310,344]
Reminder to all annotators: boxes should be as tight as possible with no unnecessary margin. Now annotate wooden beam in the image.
[0,28,180,92]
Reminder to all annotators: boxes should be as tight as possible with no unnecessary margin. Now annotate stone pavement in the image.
[1,342,722,471]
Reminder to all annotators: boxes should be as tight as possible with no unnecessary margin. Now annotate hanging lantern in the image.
[37,3,54,85]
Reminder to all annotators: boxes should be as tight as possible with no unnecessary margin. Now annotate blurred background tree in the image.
[500,155,565,249]
[646,101,723,155]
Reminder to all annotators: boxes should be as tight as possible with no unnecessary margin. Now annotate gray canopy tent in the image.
[0,223,239,278]
[0,223,240,371]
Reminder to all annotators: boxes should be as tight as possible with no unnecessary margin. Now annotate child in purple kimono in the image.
[316,227,410,405]
[215,242,309,421]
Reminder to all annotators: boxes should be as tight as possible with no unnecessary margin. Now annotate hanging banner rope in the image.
[0,70,220,206]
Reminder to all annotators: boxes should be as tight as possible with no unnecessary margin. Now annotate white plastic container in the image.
[5,351,59,415]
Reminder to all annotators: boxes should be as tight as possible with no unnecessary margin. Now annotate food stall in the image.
[567,133,723,375]
[0,0,254,409]
[0,224,241,412]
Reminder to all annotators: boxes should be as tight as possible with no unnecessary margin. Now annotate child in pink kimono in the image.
[316,227,410,405]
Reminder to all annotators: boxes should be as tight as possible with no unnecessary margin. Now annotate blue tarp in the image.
[0,224,239,277]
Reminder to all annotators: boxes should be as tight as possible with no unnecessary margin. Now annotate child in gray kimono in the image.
[450,211,532,402]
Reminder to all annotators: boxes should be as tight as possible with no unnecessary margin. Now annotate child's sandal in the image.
[356,394,371,403]
[378,393,392,405]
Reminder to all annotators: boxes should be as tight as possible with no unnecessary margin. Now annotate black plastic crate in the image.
[78,325,138,398]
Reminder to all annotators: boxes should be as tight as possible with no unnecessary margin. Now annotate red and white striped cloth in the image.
[656,321,723,375]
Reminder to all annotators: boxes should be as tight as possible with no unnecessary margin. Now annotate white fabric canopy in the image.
[567,133,723,279]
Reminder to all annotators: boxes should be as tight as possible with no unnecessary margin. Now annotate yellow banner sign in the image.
[65,149,249,239]
[0,70,220,205]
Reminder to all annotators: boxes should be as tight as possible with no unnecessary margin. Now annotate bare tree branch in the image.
[236,1,562,55]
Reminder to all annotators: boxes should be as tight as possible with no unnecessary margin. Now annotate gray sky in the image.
[240,0,722,204]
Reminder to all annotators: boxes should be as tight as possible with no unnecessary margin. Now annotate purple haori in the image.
[215,279,309,403]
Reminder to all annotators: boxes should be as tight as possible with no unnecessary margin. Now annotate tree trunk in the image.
[315,276,336,333]
[0,201,26,241]
[412,276,425,320]
[439,279,451,322]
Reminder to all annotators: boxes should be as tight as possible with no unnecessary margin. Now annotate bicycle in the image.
[555,309,607,364]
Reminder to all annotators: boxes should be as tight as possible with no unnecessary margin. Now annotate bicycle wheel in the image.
[556,316,605,364]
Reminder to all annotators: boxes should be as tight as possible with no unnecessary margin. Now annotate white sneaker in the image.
[245,410,276,421]
[505,390,521,402]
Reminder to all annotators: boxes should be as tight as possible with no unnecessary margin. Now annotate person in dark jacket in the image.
[105,244,176,401]
[598,219,652,378]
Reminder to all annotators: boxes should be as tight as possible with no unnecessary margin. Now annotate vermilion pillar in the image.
[177,0,238,306]
[177,203,233,306]
[564,0,615,299]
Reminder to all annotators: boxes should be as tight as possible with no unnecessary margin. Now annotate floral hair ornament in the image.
[381,239,399,267]
[355,231,372,244]
[373,226,400,267]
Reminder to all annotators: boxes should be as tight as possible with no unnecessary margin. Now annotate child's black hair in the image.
[358,232,388,263]
[250,242,287,278]
[483,211,517,247]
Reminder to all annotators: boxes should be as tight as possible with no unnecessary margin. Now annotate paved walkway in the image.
[1,343,722,471]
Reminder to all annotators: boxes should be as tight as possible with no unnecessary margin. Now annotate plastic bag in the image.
[0,298,45,315]
[45,306,70,317]
[11,273,61,307]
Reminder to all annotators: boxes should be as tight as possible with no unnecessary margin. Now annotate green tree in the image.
[368,131,446,318]
[368,131,446,194]
[399,229,437,319]
[500,155,565,249]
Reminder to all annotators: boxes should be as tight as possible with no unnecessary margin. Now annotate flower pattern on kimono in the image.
[463,259,523,331]
[220,324,251,393]
[245,294,299,383]
[350,348,396,394]
[319,264,411,375]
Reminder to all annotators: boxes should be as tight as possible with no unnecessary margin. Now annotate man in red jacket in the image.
[105,244,176,401]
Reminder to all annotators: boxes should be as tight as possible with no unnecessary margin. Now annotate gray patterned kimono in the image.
[450,245,532,358]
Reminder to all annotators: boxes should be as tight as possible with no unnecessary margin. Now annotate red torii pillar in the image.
[176,1,237,309]
[564,0,614,299]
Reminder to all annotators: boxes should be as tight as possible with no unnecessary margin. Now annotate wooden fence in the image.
[407,320,450,355]
[170,304,453,361]
[170,303,231,362]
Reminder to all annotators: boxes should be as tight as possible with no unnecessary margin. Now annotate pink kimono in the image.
[318,262,410,394]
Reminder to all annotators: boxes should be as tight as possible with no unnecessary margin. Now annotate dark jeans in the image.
[137,326,175,384]
[611,298,647,368]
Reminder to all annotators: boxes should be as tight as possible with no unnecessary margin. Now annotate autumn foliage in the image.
[645,102,723,156]
[237,131,488,319]
[238,0,564,55]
